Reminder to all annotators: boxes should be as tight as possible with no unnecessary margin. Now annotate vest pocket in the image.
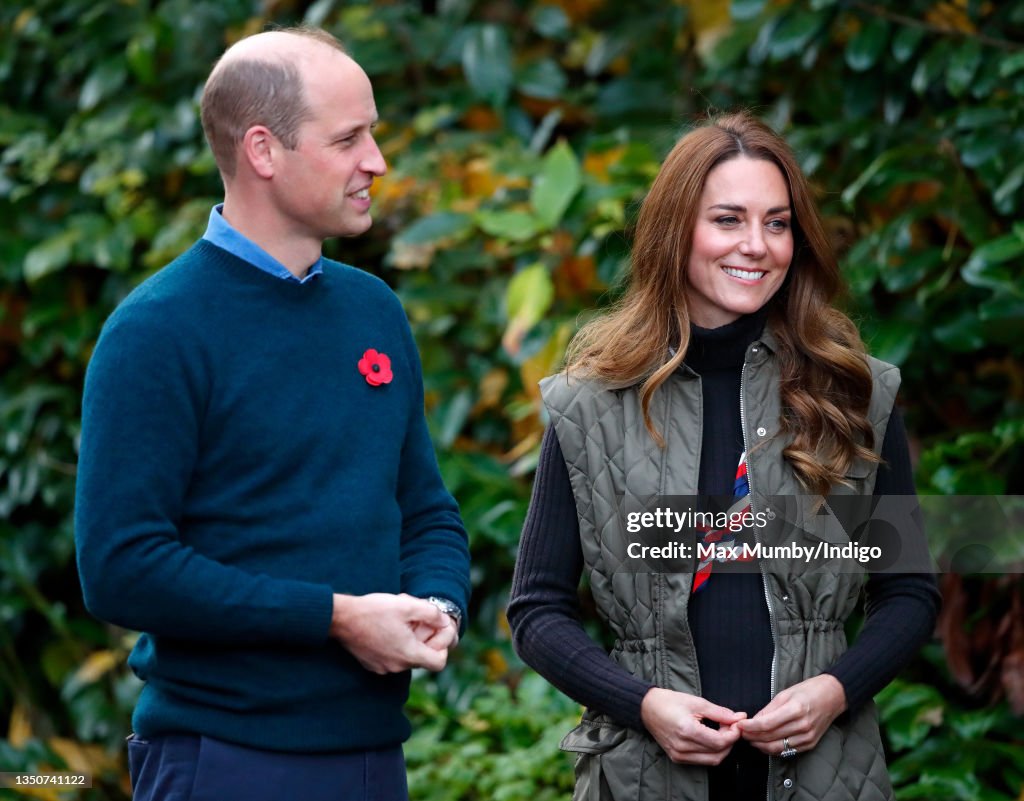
[562,718,643,801]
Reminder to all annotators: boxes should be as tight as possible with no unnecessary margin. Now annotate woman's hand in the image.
[641,687,746,765]
[736,674,847,756]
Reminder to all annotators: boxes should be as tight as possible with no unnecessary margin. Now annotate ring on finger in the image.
[780,737,798,759]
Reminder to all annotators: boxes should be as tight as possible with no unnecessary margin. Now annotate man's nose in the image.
[361,138,387,176]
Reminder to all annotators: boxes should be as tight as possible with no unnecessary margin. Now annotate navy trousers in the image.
[127,733,409,801]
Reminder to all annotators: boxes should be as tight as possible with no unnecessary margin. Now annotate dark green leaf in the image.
[395,213,473,247]
[78,59,127,112]
[769,10,823,61]
[954,107,1011,130]
[946,40,982,97]
[911,40,951,94]
[933,313,986,352]
[993,162,1024,214]
[842,238,879,295]
[948,707,1009,740]
[843,71,880,120]
[23,232,77,283]
[125,30,158,85]
[517,58,568,100]
[530,5,570,39]
[999,50,1024,78]
[962,233,1024,292]
[864,317,918,365]
[879,248,942,293]
[462,25,514,105]
[303,0,338,27]
[979,293,1024,323]
[583,33,628,76]
[845,16,888,72]
[890,25,924,63]
[958,128,1002,169]
[437,389,474,448]
[594,79,668,117]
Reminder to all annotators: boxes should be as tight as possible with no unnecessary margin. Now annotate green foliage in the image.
[2,0,1023,798]
[878,674,1024,801]
[405,672,579,801]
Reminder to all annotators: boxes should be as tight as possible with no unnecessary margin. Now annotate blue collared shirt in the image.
[202,204,324,284]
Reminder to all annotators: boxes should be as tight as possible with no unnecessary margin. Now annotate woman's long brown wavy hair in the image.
[564,111,878,495]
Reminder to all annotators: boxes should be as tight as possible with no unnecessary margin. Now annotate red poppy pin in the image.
[358,348,393,387]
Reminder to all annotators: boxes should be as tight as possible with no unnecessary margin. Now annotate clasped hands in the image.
[330,593,459,675]
[640,674,847,765]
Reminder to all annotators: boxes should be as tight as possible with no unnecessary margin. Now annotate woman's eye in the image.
[767,219,789,232]
[715,216,739,226]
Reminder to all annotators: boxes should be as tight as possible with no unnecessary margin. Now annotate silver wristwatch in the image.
[427,596,462,630]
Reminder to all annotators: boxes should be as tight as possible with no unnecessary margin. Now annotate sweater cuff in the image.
[275,581,336,645]
[620,680,658,732]
[822,662,866,715]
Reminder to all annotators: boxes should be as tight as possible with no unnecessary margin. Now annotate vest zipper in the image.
[740,358,779,801]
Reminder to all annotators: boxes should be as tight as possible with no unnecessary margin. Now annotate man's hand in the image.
[641,688,746,765]
[413,614,459,651]
[736,674,847,756]
[329,593,452,674]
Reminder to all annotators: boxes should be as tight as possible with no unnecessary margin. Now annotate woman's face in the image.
[685,155,794,328]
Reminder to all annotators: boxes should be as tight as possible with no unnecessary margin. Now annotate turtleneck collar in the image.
[684,307,769,374]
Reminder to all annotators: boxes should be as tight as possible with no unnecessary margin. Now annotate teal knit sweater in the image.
[75,240,470,752]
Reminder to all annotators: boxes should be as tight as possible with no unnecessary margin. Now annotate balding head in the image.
[200,27,349,180]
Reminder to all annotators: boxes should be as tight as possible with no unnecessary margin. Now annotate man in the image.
[74,27,470,801]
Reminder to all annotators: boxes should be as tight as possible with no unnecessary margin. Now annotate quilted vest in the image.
[540,330,900,801]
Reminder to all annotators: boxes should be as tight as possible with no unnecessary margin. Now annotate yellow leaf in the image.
[14,9,35,33]
[370,174,420,217]
[501,319,528,359]
[503,264,555,357]
[8,784,62,801]
[583,145,626,183]
[520,322,573,403]
[686,0,732,34]
[926,1,976,33]
[459,710,491,733]
[473,368,509,413]
[463,158,530,201]
[380,128,414,160]
[463,158,501,198]
[483,647,509,681]
[390,242,436,270]
[8,702,33,748]
[71,650,119,687]
[504,429,542,463]
[49,737,118,775]
[686,0,735,60]
[549,0,605,23]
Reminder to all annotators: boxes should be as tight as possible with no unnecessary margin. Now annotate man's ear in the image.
[240,125,276,179]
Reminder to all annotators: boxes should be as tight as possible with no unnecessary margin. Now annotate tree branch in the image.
[850,1,1024,52]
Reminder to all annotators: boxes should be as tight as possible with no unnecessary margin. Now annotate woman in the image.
[507,112,939,801]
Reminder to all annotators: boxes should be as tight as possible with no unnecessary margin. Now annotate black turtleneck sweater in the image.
[508,313,940,732]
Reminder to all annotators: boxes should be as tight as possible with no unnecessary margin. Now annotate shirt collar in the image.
[202,204,324,284]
